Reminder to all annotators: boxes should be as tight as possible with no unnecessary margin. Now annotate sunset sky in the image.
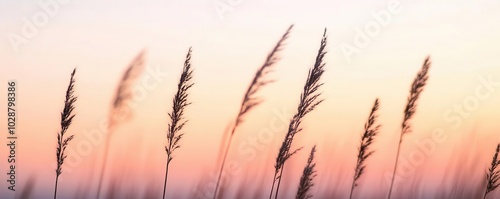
[1,0,500,198]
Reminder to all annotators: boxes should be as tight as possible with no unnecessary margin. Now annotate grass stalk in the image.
[212,25,293,199]
[349,98,381,199]
[163,47,195,199]
[387,57,431,199]
[96,51,146,198]
[483,143,500,199]
[296,146,317,199]
[54,68,78,199]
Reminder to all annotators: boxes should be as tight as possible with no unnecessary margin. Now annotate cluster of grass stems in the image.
[269,28,327,199]
[45,27,500,199]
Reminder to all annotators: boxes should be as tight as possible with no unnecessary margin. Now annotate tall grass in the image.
[96,51,146,198]
[213,25,293,199]
[54,68,78,199]
[19,176,36,199]
[296,145,317,199]
[270,28,327,199]
[349,98,381,199]
[387,57,431,199]
[484,143,500,199]
[32,28,500,199]
[163,47,195,199]
[108,51,147,130]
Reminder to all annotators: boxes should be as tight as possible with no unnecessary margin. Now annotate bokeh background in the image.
[1,0,500,198]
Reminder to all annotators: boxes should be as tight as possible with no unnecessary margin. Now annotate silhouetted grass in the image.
[296,145,317,199]
[270,28,327,199]
[54,68,78,199]
[163,47,195,199]
[108,50,147,130]
[96,51,146,198]
[27,27,500,199]
[484,143,500,199]
[387,57,431,199]
[350,98,381,199]
[213,25,293,199]
[18,176,36,199]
